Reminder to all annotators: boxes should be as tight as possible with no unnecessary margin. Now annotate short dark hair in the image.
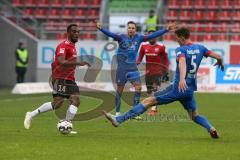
[127,21,136,27]
[149,10,155,13]
[175,27,190,39]
[67,24,78,32]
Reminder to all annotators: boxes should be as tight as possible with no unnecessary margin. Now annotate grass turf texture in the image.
[0,89,239,160]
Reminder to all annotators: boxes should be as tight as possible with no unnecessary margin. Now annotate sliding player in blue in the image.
[96,21,176,118]
[103,27,224,139]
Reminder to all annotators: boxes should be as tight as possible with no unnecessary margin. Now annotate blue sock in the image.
[116,103,146,123]
[133,91,141,106]
[115,91,122,113]
[194,115,213,132]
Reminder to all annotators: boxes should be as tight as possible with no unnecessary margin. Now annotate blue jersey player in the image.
[97,21,176,116]
[103,27,224,139]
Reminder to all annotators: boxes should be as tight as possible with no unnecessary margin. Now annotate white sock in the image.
[65,105,78,121]
[151,106,157,111]
[30,102,53,118]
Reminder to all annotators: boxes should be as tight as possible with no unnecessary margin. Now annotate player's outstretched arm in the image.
[96,22,120,40]
[143,22,177,41]
[178,57,188,92]
[208,52,224,71]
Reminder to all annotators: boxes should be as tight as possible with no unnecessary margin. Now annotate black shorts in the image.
[145,74,162,94]
[52,79,80,98]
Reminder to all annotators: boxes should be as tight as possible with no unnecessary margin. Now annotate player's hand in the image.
[178,79,188,93]
[214,58,224,71]
[167,22,177,31]
[96,21,101,29]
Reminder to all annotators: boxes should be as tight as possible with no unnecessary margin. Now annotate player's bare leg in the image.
[189,110,219,139]
[24,96,64,129]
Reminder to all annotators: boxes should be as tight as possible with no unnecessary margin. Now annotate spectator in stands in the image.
[15,42,29,83]
[146,10,159,32]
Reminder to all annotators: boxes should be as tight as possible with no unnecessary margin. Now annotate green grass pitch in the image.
[0,89,239,160]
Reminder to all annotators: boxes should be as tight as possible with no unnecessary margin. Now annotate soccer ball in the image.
[57,120,73,135]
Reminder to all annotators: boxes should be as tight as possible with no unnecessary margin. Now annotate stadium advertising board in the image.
[216,65,240,84]
[38,41,230,70]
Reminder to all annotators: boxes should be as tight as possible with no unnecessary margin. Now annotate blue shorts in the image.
[116,68,141,85]
[154,84,197,112]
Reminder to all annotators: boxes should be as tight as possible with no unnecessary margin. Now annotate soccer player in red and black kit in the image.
[24,24,90,130]
[137,30,169,116]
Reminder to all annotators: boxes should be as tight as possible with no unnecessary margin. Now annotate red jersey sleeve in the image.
[137,44,145,64]
[162,46,169,68]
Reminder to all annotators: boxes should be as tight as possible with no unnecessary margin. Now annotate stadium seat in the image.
[58,21,68,30]
[23,9,34,17]
[181,0,193,9]
[38,0,50,6]
[74,9,86,19]
[65,0,75,7]
[25,0,37,6]
[166,10,178,21]
[56,33,67,40]
[44,21,57,31]
[91,0,101,6]
[208,0,219,9]
[84,22,97,31]
[87,9,99,18]
[190,34,203,42]
[221,0,232,9]
[195,35,204,41]
[51,0,63,7]
[81,33,96,40]
[233,0,240,9]
[35,9,47,18]
[233,11,240,20]
[205,22,216,32]
[219,11,232,21]
[48,9,60,19]
[179,11,191,21]
[216,34,228,41]
[193,11,204,20]
[62,9,73,19]
[191,23,204,32]
[230,34,240,41]
[204,34,215,41]
[218,23,228,32]
[168,0,180,9]
[206,11,218,21]
[194,0,206,9]
[12,0,22,6]
[76,0,88,7]
[231,23,240,32]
